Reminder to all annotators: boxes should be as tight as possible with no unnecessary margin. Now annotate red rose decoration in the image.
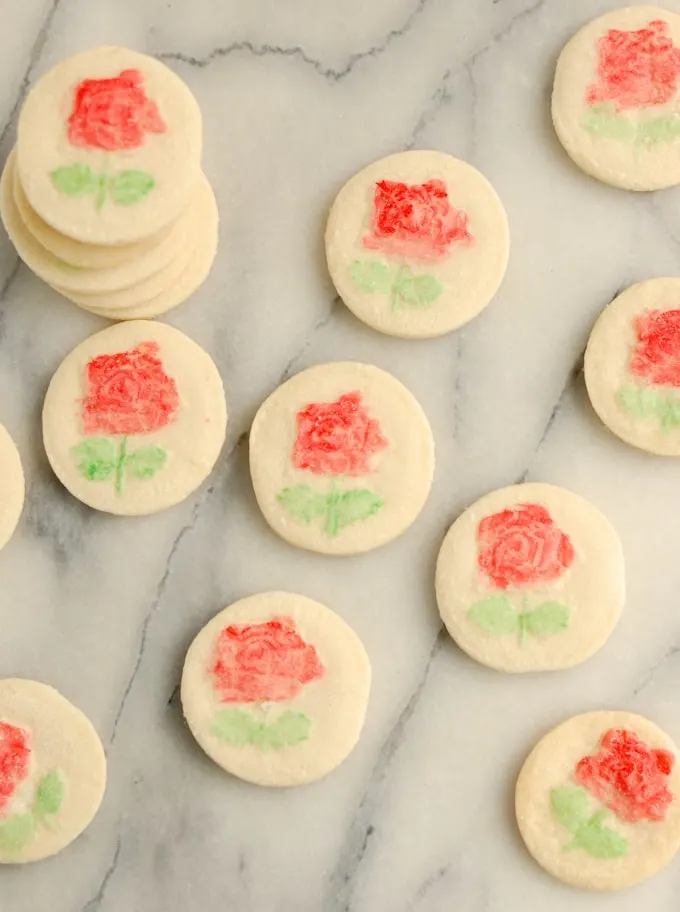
[67,69,167,152]
[82,341,180,437]
[477,503,575,590]
[576,729,675,823]
[586,20,680,111]
[629,309,680,387]
[0,721,31,815]
[293,391,388,477]
[363,179,473,261]
[211,617,326,703]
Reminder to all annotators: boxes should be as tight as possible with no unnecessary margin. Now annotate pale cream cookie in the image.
[249,362,435,555]
[325,150,509,338]
[553,7,680,190]
[436,484,624,673]
[181,592,371,787]
[0,424,24,554]
[516,712,680,890]
[0,678,106,864]
[17,47,202,244]
[43,321,227,515]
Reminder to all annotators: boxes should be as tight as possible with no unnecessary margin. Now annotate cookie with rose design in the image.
[325,151,509,338]
[0,679,106,864]
[17,47,202,244]
[553,8,680,190]
[584,278,680,455]
[181,592,371,786]
[42,321,226,515]
[249,362,435,555]
[516,712,680,890]
[435,483,624,673]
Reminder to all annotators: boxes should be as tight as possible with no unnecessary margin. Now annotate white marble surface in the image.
[3,0,680,909]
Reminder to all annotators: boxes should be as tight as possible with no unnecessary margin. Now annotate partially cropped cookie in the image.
[436,484,624,673]
[0,679,106,864]
[553,7,680,190]
[43,321,226,515]
[249,362,435,555]
[181,592,371,787]
[516,712,680,890]
[0,424,24,554]
[326,151,509,338]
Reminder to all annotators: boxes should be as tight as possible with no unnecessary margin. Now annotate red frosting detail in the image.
[630,309,680,387]
[211,616,326,703]
[576,729,675,823]
[363,179,473,261]
[0,722,31,815]
[293,391,387,477]
[477,503,575,590]
[82,341,180,437]
[67,69,167,151]
[586,20,680,111]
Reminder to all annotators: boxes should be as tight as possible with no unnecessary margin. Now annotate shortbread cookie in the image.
[553,8,680,190]
[181,592,371,787]
[0,678,106,864]
[325,151,509,338]
[249,362,435,555]
[436,484,624,673]
[516,712,680,890]
[17,47,202,244]
[43,321,226,515]
[584,278,680,455]
[0,425,24,553]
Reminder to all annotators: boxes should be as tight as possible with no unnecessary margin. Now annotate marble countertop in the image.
[3,0,680,909]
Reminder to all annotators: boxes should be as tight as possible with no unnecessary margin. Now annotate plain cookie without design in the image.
[0,424,24,554]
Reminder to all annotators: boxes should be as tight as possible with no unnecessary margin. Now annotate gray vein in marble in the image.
[405,68,453,151]
[81,838,121,912]
[634,644,680,697]
[0,257,20,337]
[279,297,339,384]
[407,864,450,911]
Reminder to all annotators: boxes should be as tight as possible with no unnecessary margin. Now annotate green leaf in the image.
[349,260,393,294]
[396,273,443,307]
[525,602,570,638]
[334,489,383,530]
[110,170,156,205]
[551,788,589,834]
[35,771,64,817]
[658,394,680,431]
[255,712,312,751]
[71,438,117,481]
[125,446,167,479]
[0,814,35,852]
[638,115,680,147]
[51,163,98,196]
[570,817,628,859]
[277,485,328,523]
[583,105,637,143]
[213,709,257,747]
[468,595,519,636]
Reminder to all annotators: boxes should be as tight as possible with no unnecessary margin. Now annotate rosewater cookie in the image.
[17,47,202,245]
[516,712,680,890]
[43,321,227,515]
[181,592,371,787]
[0,424,24,553]
[249,362,435,555]
[435,484,624,673]
[553,8,680,190]
[325,150,509,339]
[584,278,680,455]
[0,678,106,864]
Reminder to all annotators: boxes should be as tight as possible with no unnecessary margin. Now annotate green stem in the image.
[519,596,530,646]
[115,437,128,496]
[325,480,340,536]
[390,266,406,311]
[95,173,108,210]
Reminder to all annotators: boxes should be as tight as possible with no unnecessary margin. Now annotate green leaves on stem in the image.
[213,709,312,751]
[72,436,167,495]
[0,771,65,852]
[278,482,383,536]
[51,164,155,209]
[551,787,628,859]
[584,104,680,149]
[468,595,570,644]
[618,385,680,432]
[350,259,443,310]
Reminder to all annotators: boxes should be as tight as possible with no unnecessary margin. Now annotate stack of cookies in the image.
[0,47,217,320]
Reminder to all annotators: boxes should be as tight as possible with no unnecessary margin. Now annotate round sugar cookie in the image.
[325,150,509,338]
[436,484,624,673]
[249,362,435,555]
[0,424,24,553]
[43,321,227,515]
[516,712,680,890]
[181,592,371,787]
[584,278,680,455]
[553,8,680,191]
[17,46,202,244]
[0,678,106,864]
